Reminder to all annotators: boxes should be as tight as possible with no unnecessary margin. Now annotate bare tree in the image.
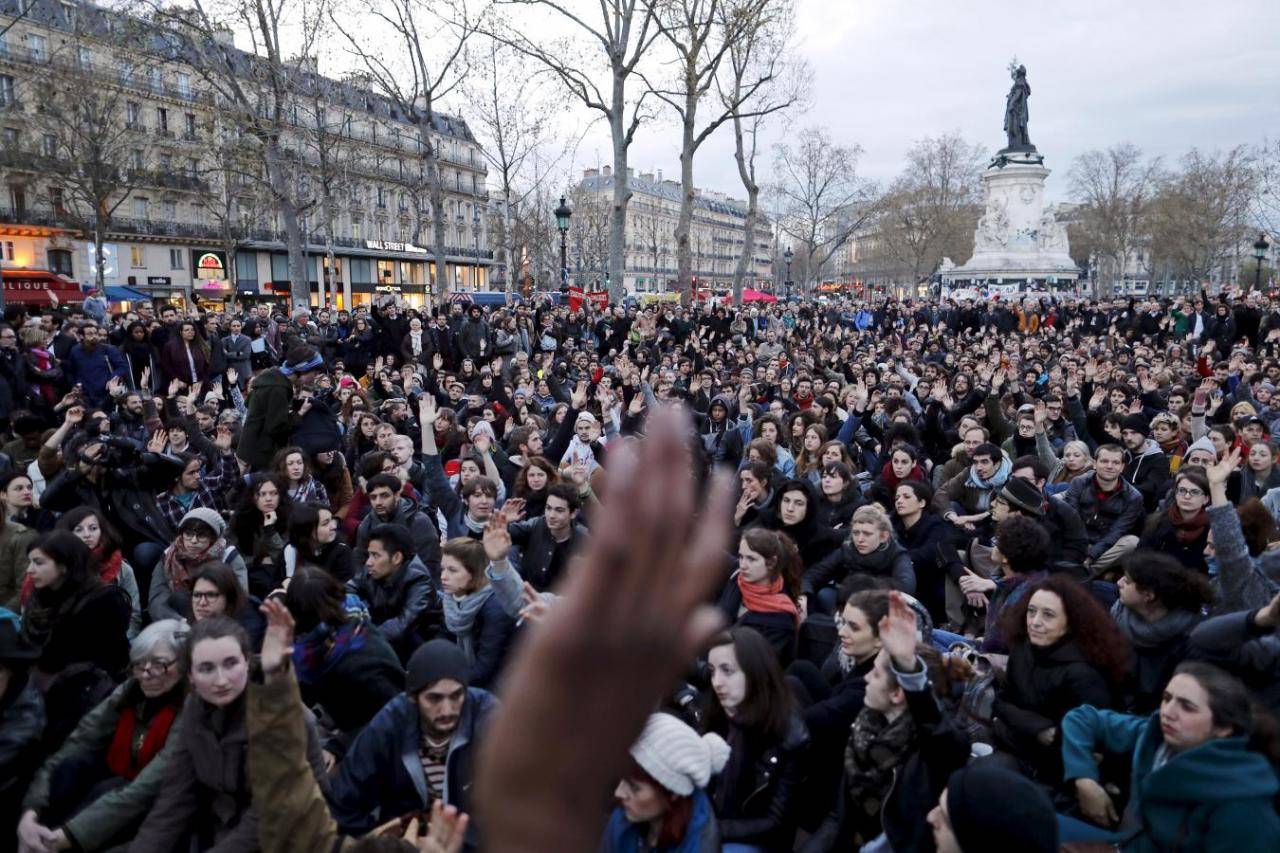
[869,133,985,289]
[198,115,273,295]
[22,24,150,289]
[465,37,580,292]
[641,0,793,302]
[492,0,662,301]
[1148,146,1258,290]
[1255,137,1280,235]
[332,0,479,298]
[770,126,877,293]
[567,184,611,286]
[1067,143,1161,295]
[140,0,327,307]
[719,0,806,304]
[631,202,673,290]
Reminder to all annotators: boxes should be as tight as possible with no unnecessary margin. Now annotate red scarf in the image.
[106,704,179,780]
[1167,505,1210,544]
[21,545,124,606]
[880,460,924,491]
[737,573,799,625]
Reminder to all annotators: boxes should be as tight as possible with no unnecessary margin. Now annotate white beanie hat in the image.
[629,713,731,797]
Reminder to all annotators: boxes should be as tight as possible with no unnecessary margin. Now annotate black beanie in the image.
[999,477,1045,517]
[946,764,1058,853]
[406,639,470,693]
[1121,413,1150,436]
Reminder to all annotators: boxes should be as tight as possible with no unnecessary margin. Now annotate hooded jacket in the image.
[236,368,296,471]
[353,496,442,574]
[1061,706,1280,853]
[1123,438,1171,512]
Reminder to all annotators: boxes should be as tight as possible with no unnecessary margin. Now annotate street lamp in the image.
[783,246,794,300]
[1254,233,1271,293]
[555,196,573,290]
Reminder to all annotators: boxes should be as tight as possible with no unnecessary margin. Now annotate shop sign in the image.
[193,251,227,280]
[147,276,172,285]
[364,239,428,254]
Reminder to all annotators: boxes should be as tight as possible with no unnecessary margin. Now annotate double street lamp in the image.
[1254,233,1271,293]
[555,196,573,290]
[783,246,794,300]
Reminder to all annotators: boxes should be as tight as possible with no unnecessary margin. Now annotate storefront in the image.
[192,250,233,309]
[350,281,429,308]
[2,269,85,306]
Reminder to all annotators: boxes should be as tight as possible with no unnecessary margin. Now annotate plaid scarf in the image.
[292,594,371,684]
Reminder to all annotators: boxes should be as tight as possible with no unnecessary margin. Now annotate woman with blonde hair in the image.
[800,504,915,616]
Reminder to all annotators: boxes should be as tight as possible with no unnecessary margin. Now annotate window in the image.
[47,248,72,274]
[2,242,13,261]
[41,133,55,157]
[60,1,76,25]
[27,34,47,62]
[130,149,143,170]
[162,200,176,221]
[129,245,145,268]
[376,187,385,208]
[159,153,172,170]
[49,186,64,216]
[184,113,196,138]
[0,32,8,57]
[157,107,168,132]
[169,248,183,269]
[235,252,257,284]
[0,76,14,107]
[148,67,162,93]
[2,127,17,147]
[126,101,141,128]
[77,46,91,67]
[176,72,191,98]
[133,197,147,219]
[351,221,361,240]
[9,187,25,217]
[187,158,198,179]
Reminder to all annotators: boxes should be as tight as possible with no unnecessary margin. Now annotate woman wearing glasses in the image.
[148,509,248,624]
[17,620,189,853]
[189,562,266,651]
[1139,468,1211,573]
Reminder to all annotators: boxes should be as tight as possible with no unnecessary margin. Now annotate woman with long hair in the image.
[891,480,952,623]
[439,536,516,689]
[284,503,353,583]
[310,444,354,519]
[703,628,808,851]
[994,575,1131,781]
[17,620,189,853]
[343,412,382,471]
[1043,439,1093,496]
[867,445,927,510]
[0,477,36,611]
[1112,553,1215,713]
[802,505,916,616]
[230,474,293,598]
[513,456,560,519]
[1060,663,1280,848]
[119,321,158,392]
[189,561,266,650]
[19,324,62,414]
[795,424,829,483]
[1232,440,1280,504]
[272,445,330,508]
[158,320,211,387]
[763,479,843,572]
[130,617,327,851]
[54,507,142,639]
[601,713,730,853]
[1139,468,1212,572]
[717,528,802,663]
[149,509,249,624]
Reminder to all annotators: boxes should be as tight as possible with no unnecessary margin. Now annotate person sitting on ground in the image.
[149,508,248,624]
[717,528,801,664]
[801,505,915,617]
[346,523,435,663]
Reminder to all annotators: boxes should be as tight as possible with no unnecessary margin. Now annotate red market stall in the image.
[2,269,84,306]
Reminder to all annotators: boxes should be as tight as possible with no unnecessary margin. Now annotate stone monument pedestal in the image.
[945,148,1079,291]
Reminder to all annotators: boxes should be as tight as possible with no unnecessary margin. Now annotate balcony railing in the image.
[0,44,213,104]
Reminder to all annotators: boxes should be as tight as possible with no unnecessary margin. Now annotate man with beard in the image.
[63,324,128,408]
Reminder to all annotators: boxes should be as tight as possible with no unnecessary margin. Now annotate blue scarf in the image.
[292,594,370,683]
[966,456,1012,511]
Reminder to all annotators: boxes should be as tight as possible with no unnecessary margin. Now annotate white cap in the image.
[629,713,730,797]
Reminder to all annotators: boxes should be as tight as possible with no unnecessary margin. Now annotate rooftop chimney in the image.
[640,172,654,182]
[602,165,612,177]
[656,168,663,182]
[584,168,598,178]
[627,167,635,178]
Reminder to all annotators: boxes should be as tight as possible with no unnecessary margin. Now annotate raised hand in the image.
[404,800,470,853]
[878,591,918,670]
[499,497,526,525]
[419,393,437,424]
[570,380,589,410]
[147,429,167,454]
[226,367,239,386]
[64,405,85,426]
[1205,446,1241,487]
[482,512,513,563]
[258,598,295,676]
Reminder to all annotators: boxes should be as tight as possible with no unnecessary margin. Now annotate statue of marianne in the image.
[1003,64,1031,150]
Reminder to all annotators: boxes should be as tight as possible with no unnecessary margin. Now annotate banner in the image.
[567,285,609,312]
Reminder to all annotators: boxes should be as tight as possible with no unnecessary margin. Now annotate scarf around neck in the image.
[443,585,495,664]
[844,706,917,824]
[1109,600,1201,649]
[1166,505,1209,544]
[163,536,226,591]
[292,594,371,683]
[736,572,799,625]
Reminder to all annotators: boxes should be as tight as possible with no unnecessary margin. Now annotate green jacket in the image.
[1062,705,1280,853]
[0,518,35,612]
[23,680,184,851]
[236,369,296,471]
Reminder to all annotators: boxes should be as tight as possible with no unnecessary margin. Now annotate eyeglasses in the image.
[181,531,213,544]
[131,657,176,676]
[1175,487,1205,499]
[191,590,224,602]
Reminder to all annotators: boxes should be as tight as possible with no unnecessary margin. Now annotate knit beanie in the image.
[406,639,470,694]
[1121,413,1150,436]
[179,507,226,539]
[999,477,1045,517]
[629,713,730,797]
[1185,436,1216,460]
[946,764,1058,853]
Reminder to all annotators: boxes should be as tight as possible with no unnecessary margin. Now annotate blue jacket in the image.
[1061,706,1280,853]
[600,788,721,853]
[328,686,497,842]
[64,342,128,406]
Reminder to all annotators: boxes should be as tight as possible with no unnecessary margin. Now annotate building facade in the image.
[0,0,492,310]
[570,166,773,294]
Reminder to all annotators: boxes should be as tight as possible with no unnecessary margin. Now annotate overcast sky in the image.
[573,0,1280,203]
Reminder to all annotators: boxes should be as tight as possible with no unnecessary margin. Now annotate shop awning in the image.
[105,285,150,302]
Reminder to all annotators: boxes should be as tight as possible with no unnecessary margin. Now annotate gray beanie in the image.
[1185,435,1216,460]
[629,713,730,797]
[179,507,226,539]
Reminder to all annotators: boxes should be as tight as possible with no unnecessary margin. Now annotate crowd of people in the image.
[1,288,1279,852]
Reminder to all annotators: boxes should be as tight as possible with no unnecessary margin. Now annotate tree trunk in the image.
[424,143,449,300]
[730,114,758,307]
[607,73,630,303]
[675,80,698,305]
[93,222,106,291]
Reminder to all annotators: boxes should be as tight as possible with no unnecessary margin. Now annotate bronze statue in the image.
[1003,64,1032,150]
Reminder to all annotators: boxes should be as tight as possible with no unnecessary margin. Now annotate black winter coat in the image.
[346,557,436,663]
[297,627,404,748]
[709,714,810,851]
[802,541,916,597]
[41,452,185,547]
[993,637,1113,780]
[716,576,798,665]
